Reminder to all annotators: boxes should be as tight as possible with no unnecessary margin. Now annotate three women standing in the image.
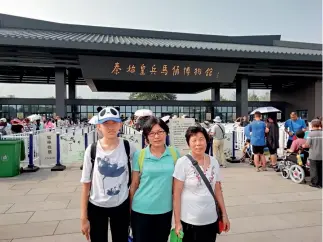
[81,112,230,242]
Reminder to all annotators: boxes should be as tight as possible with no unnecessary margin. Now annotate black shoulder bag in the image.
[186,154,224,234]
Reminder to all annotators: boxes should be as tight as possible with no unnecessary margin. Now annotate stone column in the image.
[55,68,66,118]
[236,77,248,117]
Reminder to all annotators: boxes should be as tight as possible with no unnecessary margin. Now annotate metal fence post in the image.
[227,130,240,163]
[51,132,66,171]
[23,132,39,172]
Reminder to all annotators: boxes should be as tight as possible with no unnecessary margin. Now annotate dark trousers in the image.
[131,210,172,242]
[181,220,217,242]
[287,139,293,149]
[88,198,130,242]
[310,160,322,187]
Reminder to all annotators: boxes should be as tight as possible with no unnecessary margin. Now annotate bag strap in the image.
[168,146,178,164]
[138,148,146,173]
[186,154,218,207]
[123,139,132,188]
[138,146,178,173]
[215,124,225,139]
[90,142,97,178]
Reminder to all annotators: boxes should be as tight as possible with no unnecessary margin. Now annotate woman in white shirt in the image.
[173,126,230,242]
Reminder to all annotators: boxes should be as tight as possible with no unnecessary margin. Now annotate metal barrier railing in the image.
[0,123,291,173]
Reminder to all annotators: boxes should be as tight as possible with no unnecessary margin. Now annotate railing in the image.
[0,123,292,173]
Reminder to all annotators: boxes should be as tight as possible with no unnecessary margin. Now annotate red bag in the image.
[292,135,297,141]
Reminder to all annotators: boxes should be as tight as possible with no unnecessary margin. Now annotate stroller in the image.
[277,147,310,184]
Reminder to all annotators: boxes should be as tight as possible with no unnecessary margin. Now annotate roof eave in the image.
[0,37,321,62]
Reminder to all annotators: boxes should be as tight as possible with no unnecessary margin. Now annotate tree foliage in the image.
[129,92,177,100]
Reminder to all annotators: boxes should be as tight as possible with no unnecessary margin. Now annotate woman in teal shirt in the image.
[130,116,179,242]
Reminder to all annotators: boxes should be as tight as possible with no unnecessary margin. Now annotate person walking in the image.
[80,107,136,242]
[248,112,269,172]
[130,117,179,242]
[211,116,226,167]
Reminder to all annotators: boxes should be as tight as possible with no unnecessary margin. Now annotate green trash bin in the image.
[0,140,22,177]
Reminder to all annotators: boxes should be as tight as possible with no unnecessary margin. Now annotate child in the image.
[240,139,251,163]
[303,119,322,188]
[80,107,137,241]
[288,130,307,153]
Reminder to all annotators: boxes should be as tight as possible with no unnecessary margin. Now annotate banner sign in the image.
[79,55,239,83]
[39,132,57,166]
[60,134,85,164]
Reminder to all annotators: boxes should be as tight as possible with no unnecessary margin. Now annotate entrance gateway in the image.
[0,14,321,121]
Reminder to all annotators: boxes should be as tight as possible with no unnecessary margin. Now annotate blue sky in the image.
[0,0,321,100]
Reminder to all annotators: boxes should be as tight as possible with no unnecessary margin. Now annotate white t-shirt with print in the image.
[173,155,221,226]
[80,138,136,208]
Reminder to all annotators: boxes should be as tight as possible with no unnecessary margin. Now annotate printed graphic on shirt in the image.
[97,156,126,196]
[191,165,216,187]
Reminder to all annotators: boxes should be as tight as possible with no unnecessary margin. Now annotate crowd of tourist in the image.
[0,115,77,135]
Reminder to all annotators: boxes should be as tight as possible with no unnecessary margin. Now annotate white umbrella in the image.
[134,109,153,117]
[250,107,281,115]
[27,114,41,122]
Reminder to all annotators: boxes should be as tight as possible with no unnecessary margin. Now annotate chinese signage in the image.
[169,118,195,156]
[60,134,85,164]
[121,134,142,150]
[79,56,239,83]
[39,132,57,166]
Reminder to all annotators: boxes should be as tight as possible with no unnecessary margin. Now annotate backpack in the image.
[138,146,178,173]
[90,139,131,187]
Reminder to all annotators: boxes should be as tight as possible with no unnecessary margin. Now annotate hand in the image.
[81,218,90,241]
[175,222,183,237]
[222,216,230,233]
[288,132,293,136]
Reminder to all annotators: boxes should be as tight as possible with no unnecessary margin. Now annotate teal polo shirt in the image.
[132,146,180,215]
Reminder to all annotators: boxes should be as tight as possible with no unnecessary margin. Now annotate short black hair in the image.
[185,126,209,145]
[254,111,261,118]
[296,130,305,139]
[142,116,169,140]
[246,139,250,143]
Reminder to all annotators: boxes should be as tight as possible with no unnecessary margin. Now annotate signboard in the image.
[79,56,239,84]
[60,134,85,164]
[169,118,195,156]
[223,133,233,159]
[39,132,57,166]
[206,113,212,121]
[121,134,143,150]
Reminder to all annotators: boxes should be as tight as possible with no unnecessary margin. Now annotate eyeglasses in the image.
[148,130,166,137]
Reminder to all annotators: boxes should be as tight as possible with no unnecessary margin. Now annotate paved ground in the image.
[0,163,321,242]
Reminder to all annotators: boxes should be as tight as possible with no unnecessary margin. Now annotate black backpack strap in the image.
[123,139,131,188]
[90,142,97,179]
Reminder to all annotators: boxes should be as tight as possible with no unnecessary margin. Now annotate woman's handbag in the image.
[186,154,224,234]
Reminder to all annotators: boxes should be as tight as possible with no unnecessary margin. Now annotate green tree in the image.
[258,91,270,101]
[248,91,260,101]
[129,93,177,100]
[220,95,230,101]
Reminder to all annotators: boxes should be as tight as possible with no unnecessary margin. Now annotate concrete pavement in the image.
[0,163,321,242]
